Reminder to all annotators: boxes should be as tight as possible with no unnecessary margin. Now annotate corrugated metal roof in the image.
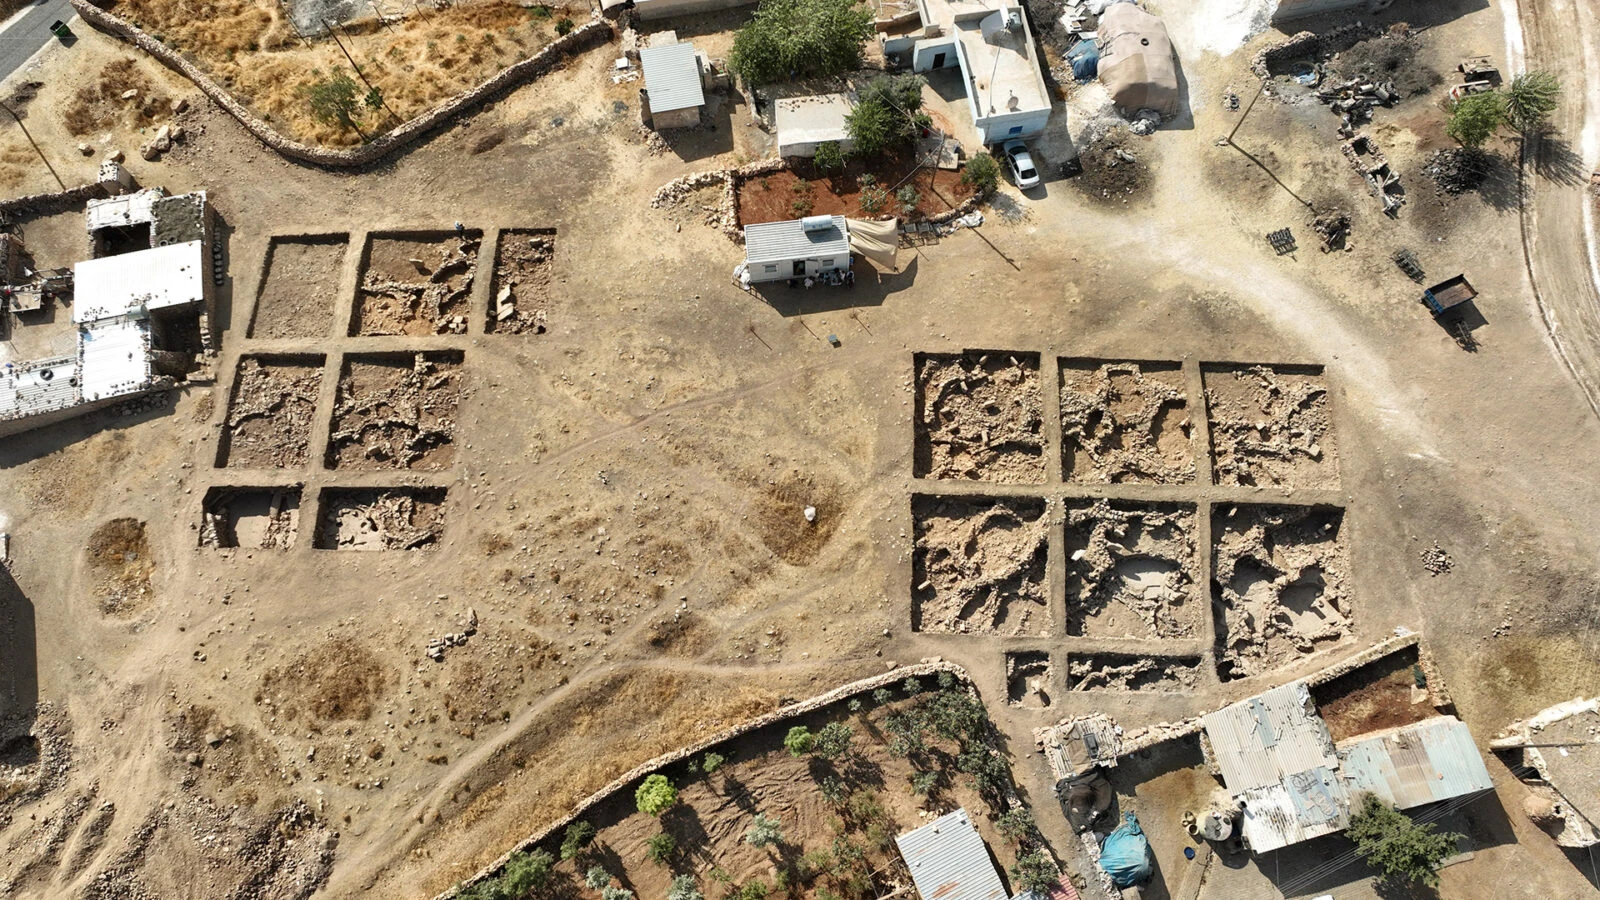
[1338,717,1494,810]
[744,216,851,266]
[1203,682,1337,794]
[0,355,79,420]
[640,42,705,113]
[1238,771,1351,853]
[896,808,1008,900]
[74,241,206,324]
[79,316,152,402]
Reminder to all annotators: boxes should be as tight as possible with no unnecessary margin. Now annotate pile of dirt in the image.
[1212,505,1352,682]
[314,488,446,550]
[1422,147,1494,195]
[1060,361,1193,484]
[1204,364,1338,489]
[221,358,323,469]
[1328,24,1440,98]
[487,230,554,334]
[1064,500,1200,638]
[1067,654,1199,692]
[914,351,1045,483]
[912,495,1050,636]
[326,353,462,471]
[1071,132,1149,204]
[85,518,153,616]
[353,233,479,336]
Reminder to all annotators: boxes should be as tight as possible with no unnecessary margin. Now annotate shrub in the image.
[501,848,554,895]
[910,770,938,796]
[784,726,816,757]
[560,820,596,860]
[872,688,892,705]
[1347,793,1462,888]
[733,881,770,900]
[1447,91,1506,148]
[896,185,920,213]
[790,197,814,217]
[860,184,889,214]
[902,677,923,696]
[814,140,844,172]
[961,153,1000,194]
[555,17,575,35]
[820,775,849,805]
[1010,849,1058,895]
[746,812,784,848]
[997,807,1039,844]
[702,751,726,774]
[667,874,704,900]
[812,722,854,759]
[730,0,874,86]
[601,888,634,900]
[647,830,677,865]
[636,774,678,816]
[1504,70,1561,133]
[586,866,613,890]
[304,74,364,137]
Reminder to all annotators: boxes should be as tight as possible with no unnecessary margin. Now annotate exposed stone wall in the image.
[68,0,614,169]
[651,157,788,242]
[434,660,974,900]
[0,182,110,220]
[1250,23,1369,79]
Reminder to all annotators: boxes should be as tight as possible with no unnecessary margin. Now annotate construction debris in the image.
[1422,147,1494,195]
[1312,211,1351,252]
[1420,542,1454,576]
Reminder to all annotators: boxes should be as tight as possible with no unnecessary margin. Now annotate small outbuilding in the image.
[775,94,855,158]
[742,215,851,284]
[1097,2,1179,117]
[640,41,706,130]
[895,808,1008,900]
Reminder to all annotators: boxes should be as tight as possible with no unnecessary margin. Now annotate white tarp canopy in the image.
[846,218,898,270]
[1097,3,1180,117]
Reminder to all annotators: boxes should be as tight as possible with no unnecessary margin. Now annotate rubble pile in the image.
[912,496,1051,637]
[1065,500,1199,639]
[1422,147,1493,195]
[1060,361,1192,484]
[650,158,787,242]
[327,353,461,471]
[915,351,1045,483]
[1312,211,1351,251]
[426,609,478,661]
[1315,75,1399,131]
[1420,542,1454,576]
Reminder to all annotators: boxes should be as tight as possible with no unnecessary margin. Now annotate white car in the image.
[1003,140,1040,190]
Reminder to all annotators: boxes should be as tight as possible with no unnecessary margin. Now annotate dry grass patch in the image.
[258,639,389,725]
[86,517,154,616]
[64,58,170,137]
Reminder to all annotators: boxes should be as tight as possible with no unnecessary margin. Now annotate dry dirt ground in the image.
[0,1,1597,898]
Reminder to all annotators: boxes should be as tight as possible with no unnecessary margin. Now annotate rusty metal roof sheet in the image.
[1339,716,1494,810]
[1203,681,1338,794]
[896,808,1009,900]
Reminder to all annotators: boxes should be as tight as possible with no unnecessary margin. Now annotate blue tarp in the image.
[1067,39,1099,81]
[1099,813,1152,888]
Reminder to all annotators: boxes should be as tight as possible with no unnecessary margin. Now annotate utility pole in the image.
[0,102,64,191]
[323,19,404,126]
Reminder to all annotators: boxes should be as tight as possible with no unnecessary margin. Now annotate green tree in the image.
[845,97,897,158]
[556,17,575,36]
[961,153,1000,195]
[586,866,613,890]
[1503,70,1561,133]
[730,0,874,86]
[667,874,704,900]
[560,820,597,860]
[784,726,815,757]
[601,888,634,900]
[845,75,927,158]
[812,722,854,759]
[996,807,1039,845]
[501,848,554,895]
[304,73,365,139]
[745,812,784,848]
[1010,849,1058,895]
[1346,793,1462,888]
[813,140,844,172]
[1447,91,1506,148]
[636,774,678,816]
[647,830,677,865]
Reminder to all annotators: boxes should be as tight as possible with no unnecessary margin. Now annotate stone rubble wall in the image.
[68,0,613,169]
[0,181,110,220]
[1250,23,1369,80]
[650,157,788,243]
[434,660,973,900]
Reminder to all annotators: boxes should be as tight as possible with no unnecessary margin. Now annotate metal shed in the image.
[1339,716,1494,810]
[640,42,705,130]
[896,808,1009,900]
[742,216,851,284]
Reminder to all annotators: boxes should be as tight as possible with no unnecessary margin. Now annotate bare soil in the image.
[63,57,170,138]
[1006,651,1052,708]
[737,161,970,225]
[250,235,349,340]
[912,495,1049,636]
[1313,645,1434,741]
[325,352,462,471]
[313,487,447,550]
[486,229,555,334]
[85,517,153,616]
[1212,504,1352,682]
[199,486,302,550]
[1064,500,1200,639]
[1060,359,1193,484]
[352,233,480,337]
[914,351,1045,483]
[258,640,390,725]
[1070,131,1149,204]
[1204,364,1339,489]
[220,357,325,469]
[1065,654,1200,693]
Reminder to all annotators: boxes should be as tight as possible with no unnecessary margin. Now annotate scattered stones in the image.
[325,351,462,471]
[912,494,1050,636]
[1420,542,1454,576]
[1204,364,1338,489]
[1422,147,1494,195]
[914,351,1045,483]
[1060,360,1193,484]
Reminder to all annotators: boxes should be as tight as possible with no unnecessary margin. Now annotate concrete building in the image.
[775,94,855,158]
[1490,697,1600,847]
[1273,0,1397,24]
[640,39,706,130]
[879,0,1052,145]
[742,215,851,284]
[895,808,1009,900]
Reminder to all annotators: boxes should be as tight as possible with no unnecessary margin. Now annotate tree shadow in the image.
[663,803,717,869]
[720,772,758,815]
[1527,128,1588,188]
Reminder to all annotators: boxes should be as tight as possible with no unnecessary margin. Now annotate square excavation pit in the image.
[326,351,463,471]
[487,229,555,334]
[199,486,301,550]
[1066,653,1201,692]
[217,355,325,469]
[1064,500,1201,639]
[1059,359,1194,484]
[1212,504,1352,682]
[1006,651,1053,708]
[1203,363,1339,489]
[313,487,446,551]
[248,234,348,339]
[350,230,482,336]
[913,350,1046,483]
[911,494,1050,636]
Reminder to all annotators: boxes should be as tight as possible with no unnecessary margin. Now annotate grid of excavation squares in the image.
[350,230,483,337]
[325,350,463,471]
[1203,363,1339,489]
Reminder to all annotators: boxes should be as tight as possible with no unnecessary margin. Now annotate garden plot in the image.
[1066,654,1200,693]
[1059,359,1194,484]
[1204,364,1339,489]
[313,487,446,550]
[1212,504,1352,682]
[912,494,1050,636]
[325,351,462,471]
[1006,651,1053,708]
[249,234,347,339]
[487,229,555,334]
[199,486,301,550]
[351,231,480,336]
[1063,500,1201,639]
[914,351,1045,483]
[218,356,324,469]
